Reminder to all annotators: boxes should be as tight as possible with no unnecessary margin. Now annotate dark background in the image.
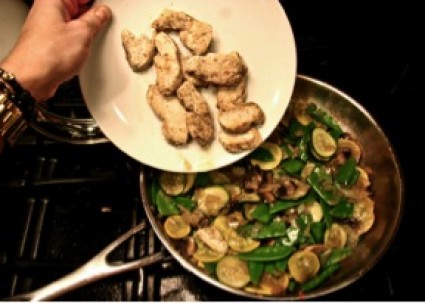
[281,0,424,300]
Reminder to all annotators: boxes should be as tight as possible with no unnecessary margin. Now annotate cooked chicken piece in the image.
[121,29,155,72]
[153,32,183,95]
[217,76,247,111]
[151,8,193,30]
[219,128,262,153]
[218,102,265,134]
[177,81,210,116]
[177,81,214,147]
[196,226,228,254]
[181,56,204,86]
[152,9,212,55]
[187,113,214,147]
[147,85,189,146]
[183,52,246,86]
[180,20,213,55]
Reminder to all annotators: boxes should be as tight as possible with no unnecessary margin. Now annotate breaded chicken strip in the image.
[147,85,189,146]
[153,32,183,95]
[216,76,247,111]
[180,20,213,55]
[152,8,212,55]
[152,8,193,30]
[177,81,210,116]
[121,29,155,72]
[183,52,246,86]
[181,56,204,86]
[177,81,215,147]
[187,113,215,147]
[218,128,262,153]
[218,102,265,134]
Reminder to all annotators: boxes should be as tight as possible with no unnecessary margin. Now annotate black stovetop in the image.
[0,1,424,301]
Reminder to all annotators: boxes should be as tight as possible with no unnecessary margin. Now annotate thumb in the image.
[77,5,112,37]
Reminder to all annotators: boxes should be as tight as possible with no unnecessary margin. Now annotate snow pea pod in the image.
[255,221,286,239]
[238,245,295,262]
[251,203,273,224]
[301,263,341,292]
[329,199,354,219]
[335,156,359,187]
[156,190,180,216]
[248,261,264,285]
[324,247,352,267]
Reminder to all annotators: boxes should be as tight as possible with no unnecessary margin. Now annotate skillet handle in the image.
[4,222,167,302]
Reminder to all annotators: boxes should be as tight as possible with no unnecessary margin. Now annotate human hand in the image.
[0,0,112,102]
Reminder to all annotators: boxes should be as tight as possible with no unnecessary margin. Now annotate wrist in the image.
[0,56,56,102]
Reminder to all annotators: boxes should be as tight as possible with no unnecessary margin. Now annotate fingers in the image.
[77,5,112,37]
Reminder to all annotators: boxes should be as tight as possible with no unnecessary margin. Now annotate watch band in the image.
[0,80,27,153]
[0,68,37,121]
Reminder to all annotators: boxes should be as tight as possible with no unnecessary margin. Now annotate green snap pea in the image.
[255,221,286,239]
[150,178,160,205]
[174,196,197,211]
[281,159,305,175]
[311,221,326,243]
[307,103,343,139]
[238,245,295,262]
[251,203,272,224]
[248,261,265,285]
[301,263,341,292]
[324,247,352,267]
[155,190,179,216]
[329,199,354,219]
[335,156,359,187]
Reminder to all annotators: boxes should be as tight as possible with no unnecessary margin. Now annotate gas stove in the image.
[0,0,424,301]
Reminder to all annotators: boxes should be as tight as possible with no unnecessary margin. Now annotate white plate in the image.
[0,0,28,60]
[80,0,297,172]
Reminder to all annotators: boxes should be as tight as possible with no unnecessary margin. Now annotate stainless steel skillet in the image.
[5,75,403,301]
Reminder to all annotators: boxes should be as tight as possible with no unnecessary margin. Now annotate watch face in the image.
[0,0,28,61]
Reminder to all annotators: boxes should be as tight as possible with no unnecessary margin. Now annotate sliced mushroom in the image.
[336,138,362,164]
[195,226,228,254]
[245,273,290,296]
[352,197,375,235]
[275,176,310,200]
[293,99,314,126]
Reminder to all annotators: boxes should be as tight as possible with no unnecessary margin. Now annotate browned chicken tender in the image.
[186,112,215,147]
[152,8,193,30]
[121,29,155,72]
[147,85,189,146]
[180,20,213,55]
[177,81,214,147]
[217,76,247,111]
[177,81,210,116]
[218,128,262,153]
[152,8,212,55]
[218,102,265,134]
[153,32,183,95]
[183,52,246,86]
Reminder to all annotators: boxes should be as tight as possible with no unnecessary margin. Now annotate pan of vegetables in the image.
[140,74,404,299]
